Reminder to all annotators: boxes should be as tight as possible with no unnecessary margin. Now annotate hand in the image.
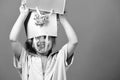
[19,2,29,16]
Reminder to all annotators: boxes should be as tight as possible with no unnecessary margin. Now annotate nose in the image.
[38,36,46,45]
[39,36,46,41]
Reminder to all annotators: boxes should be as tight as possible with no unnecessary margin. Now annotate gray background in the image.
[0,0,120,80]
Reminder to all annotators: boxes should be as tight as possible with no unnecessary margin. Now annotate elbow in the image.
[9,32,13,40]
[73,41,79,46]
[9,35,13,41]
[9,33,16,41]
[71,37,79,45]
[69,39,79,46]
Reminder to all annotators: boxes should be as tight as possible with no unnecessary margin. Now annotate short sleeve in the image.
[58,44,74,69]
[13,47,27,73]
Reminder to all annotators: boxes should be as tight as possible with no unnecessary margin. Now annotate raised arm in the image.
[59,15,78,59]
[9,5,29,41]
[9,4,29,55]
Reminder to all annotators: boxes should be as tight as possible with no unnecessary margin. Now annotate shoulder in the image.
[51,50,59,57]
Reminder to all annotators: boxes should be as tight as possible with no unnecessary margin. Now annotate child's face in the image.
[33,36,53,54]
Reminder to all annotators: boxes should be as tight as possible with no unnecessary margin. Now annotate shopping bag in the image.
[25,0,66,14]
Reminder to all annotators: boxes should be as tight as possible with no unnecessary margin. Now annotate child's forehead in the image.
[35,35,52,39]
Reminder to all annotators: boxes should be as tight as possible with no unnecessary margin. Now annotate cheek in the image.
[33,40,38,49]
[47,41,52,49]
[32,42,37,50]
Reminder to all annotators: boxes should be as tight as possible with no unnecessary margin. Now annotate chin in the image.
[37,51,49,56]
[38,50,46,53]
[36,47,51,54]
[38,49,48,54]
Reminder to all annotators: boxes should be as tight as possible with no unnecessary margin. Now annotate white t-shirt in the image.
[13,44,74,80]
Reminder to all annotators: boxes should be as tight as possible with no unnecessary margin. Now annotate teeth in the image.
[37,43,45,50]
[38,48,44,52]
[40,45,45,48]
[37,42,45,46]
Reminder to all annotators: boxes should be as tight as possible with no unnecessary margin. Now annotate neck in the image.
[37,49,52,57]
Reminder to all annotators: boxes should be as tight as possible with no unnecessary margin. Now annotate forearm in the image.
[59,16,78,44]
[9,14,27,41]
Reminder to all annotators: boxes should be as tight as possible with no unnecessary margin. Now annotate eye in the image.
[35,37,39,40]
[40,36,46,40]
[43,36,46,39]
[48,36,53,40]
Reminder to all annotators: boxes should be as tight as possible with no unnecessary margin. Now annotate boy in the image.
[9,3,78,80]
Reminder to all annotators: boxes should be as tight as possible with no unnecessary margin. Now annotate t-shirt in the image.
[13,44,74,80]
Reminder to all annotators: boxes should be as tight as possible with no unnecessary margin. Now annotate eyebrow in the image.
[35,36,54,40]
[35,36,46,39]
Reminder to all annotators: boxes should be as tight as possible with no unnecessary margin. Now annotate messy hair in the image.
[24,37,56,55]
[25,38,36,53]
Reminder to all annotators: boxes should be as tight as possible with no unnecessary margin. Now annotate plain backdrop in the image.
[0,0,120,80]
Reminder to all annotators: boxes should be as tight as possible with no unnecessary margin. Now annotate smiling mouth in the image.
[37,42,45,50]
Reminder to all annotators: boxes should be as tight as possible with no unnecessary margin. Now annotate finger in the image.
[35,7,41,16]
[20,5,25,10]
[21,0,26,5]
[49,9,54,16]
